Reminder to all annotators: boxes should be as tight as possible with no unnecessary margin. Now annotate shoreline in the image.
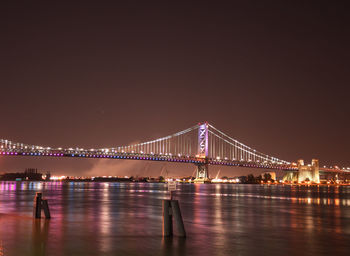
[0,180,349,186]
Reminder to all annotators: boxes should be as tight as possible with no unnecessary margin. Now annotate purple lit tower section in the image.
[195,123,210,183]
[198,123,208,158]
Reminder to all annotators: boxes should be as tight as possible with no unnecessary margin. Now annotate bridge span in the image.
[1,122,348,182]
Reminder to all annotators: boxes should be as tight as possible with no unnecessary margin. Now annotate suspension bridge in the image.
[1,122,348,182]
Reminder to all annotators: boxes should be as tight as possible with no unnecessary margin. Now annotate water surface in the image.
[0,182,349,256]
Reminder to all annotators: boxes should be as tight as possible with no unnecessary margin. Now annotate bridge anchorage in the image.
[2,121,347,182]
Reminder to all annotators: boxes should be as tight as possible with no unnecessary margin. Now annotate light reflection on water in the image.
[0,182,349,256]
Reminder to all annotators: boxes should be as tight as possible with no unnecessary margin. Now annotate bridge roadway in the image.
[1,122,348,179]
[0,149,296,171]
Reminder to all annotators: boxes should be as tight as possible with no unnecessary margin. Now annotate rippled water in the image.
[0,182,349,256]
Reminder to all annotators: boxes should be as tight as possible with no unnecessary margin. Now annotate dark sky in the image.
[0,1,349,177]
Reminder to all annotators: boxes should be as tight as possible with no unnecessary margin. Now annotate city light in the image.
[50,176,66,180]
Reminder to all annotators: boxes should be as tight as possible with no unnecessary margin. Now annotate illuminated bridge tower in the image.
[194,122,210,183]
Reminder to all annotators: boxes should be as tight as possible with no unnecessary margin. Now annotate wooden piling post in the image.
[33,192,42,219]
[162,200,173,237]
[42,199,51,219]
[170,200,186,237]
[33,192,51,219]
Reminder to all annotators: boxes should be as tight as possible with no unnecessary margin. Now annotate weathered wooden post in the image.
[170,200,186,237]
[42,199,51,219]
[33,192,42,219]
[33,192,51,219]
[162,200,173,237]
[162,181,186,237]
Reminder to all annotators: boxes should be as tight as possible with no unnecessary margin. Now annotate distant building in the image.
[0,168,44,181]
[283,159,320,183]
[297,159,320,183]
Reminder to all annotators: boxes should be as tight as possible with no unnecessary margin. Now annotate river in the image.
[0,182,349,256]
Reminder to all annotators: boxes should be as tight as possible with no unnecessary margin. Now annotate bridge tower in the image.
[194,122,210,183]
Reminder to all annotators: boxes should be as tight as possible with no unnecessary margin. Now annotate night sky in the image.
[0,1,349,177]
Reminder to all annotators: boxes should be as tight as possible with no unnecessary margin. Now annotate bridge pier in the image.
[194,163,210,183]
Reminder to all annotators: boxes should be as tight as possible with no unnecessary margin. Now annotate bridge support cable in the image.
[3,122,348,172]
[104,124,200,157]
[1,122,295,173]
[207,125,290,165]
